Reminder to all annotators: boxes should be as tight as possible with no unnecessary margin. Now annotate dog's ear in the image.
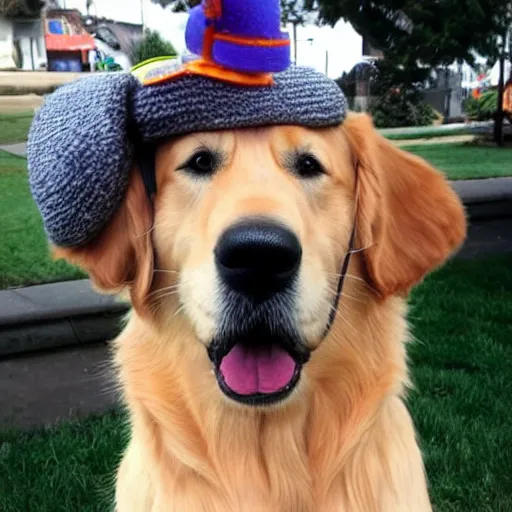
[54,170,154,313]
[343,114,466,298]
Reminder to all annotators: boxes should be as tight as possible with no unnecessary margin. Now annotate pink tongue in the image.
[219,343,297,396]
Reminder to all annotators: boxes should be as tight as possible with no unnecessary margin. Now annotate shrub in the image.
[131,30,177,66]
[370,88,437,128]
[463,89,498,120]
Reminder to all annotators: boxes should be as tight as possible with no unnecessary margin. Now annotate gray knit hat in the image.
[28,3,347,248]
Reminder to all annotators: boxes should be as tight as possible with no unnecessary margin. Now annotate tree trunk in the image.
[494,50,505,147]
[443,66,451,123]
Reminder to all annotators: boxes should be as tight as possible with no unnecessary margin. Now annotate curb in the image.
[451,178,512,221]
[0,280,129,359]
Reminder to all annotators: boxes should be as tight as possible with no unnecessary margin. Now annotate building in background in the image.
[44,8,96,71]
[83,15,143,70]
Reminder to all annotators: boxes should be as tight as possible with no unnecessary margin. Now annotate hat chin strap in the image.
[137,143,359,340]
[321,222,357,339]
[137,144,158,202]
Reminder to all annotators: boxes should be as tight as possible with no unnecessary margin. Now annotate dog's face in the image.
[151,126,355,405]
[58,114,466,408]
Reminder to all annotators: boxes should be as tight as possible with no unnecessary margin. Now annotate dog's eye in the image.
[182,150,217,176]
[295,154,325,179]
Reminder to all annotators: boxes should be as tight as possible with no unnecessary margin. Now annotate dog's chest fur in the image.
[114,306,431,512]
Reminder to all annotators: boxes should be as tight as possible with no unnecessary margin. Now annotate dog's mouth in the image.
[208,327,310,406]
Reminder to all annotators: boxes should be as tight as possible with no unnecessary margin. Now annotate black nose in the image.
[215,219,302,297]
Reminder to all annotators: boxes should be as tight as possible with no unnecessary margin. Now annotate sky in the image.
[60,0,364,78]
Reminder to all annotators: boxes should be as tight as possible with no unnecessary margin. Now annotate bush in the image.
[132,30,177,66]
[370,88,437,128]
[463,89,498,121]
[337,59,436,128]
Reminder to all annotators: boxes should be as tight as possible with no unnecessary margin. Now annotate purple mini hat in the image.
[186,0,291,74]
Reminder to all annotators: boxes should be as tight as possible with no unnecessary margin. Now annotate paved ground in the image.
[395,135,476,146]
[0,343,117,430]
[459,217,512,259]
[0,142,30,157]
[0,71,84,96]
[0,94,43,113]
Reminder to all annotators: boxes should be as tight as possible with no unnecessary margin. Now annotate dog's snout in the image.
[215,219,302,295]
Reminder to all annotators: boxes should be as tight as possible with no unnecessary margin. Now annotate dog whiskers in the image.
[135,225,156,238]
[148,284,181,300]
[348,243,374,255]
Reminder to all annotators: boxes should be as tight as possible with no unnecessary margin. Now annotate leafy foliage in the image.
[0,0,42,17]
[312,0,512,68]
[370,88,437,128]
[464,89,499,120]
[131,30,177,66]
[369,60,436,128]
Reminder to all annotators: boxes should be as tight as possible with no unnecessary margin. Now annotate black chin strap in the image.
[322,222,357,338]
[137,143,157,201]
[323,170,360,338]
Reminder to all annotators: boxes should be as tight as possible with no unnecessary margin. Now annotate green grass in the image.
[0,112,33,145]
[405,143,512,180]
[1,255,511,511]
[383,127,472,141]
[408,254,512,511]
[0,413,127,512]
[0,151,86,288]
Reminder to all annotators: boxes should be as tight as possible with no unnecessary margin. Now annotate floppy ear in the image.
[343,114,467,298]
[54,170,154,313]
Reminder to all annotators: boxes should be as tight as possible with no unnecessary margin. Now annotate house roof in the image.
[44,9,95,52]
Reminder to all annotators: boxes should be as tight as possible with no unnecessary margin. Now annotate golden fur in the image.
[56,114,466,511]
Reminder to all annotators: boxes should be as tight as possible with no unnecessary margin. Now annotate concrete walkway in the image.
[0,142,29,157]
[0,280,128,358]
[0,342,117,430]
[379,121,495,136]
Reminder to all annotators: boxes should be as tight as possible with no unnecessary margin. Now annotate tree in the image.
[311,0,512,142]
[131,29,177,66]
[0,0,43,16]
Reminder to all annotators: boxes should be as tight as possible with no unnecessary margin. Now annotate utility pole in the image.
[494,32,507,147]
[293,21,298,63]
[140,0,145,31]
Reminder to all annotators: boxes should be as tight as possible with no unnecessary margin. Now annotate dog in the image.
[56,113,466,511]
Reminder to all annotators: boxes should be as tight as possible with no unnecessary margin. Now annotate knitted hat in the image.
[28,0,347,248]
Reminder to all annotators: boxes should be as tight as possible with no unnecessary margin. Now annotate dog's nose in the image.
[215,219,302,296]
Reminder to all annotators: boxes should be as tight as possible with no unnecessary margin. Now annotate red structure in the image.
[44,9,96,72]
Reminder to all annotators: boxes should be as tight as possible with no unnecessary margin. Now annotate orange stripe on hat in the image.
[214,33,291,48]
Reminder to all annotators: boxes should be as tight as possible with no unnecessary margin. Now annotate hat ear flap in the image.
[28,73,140,248]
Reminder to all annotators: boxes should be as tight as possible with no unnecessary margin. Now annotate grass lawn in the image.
[0,112,34,145]
[405,142,512,180]
[1,254,511,511]
[0,151,86,288]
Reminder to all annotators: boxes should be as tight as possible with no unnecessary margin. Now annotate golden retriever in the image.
[56,113,466,511]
